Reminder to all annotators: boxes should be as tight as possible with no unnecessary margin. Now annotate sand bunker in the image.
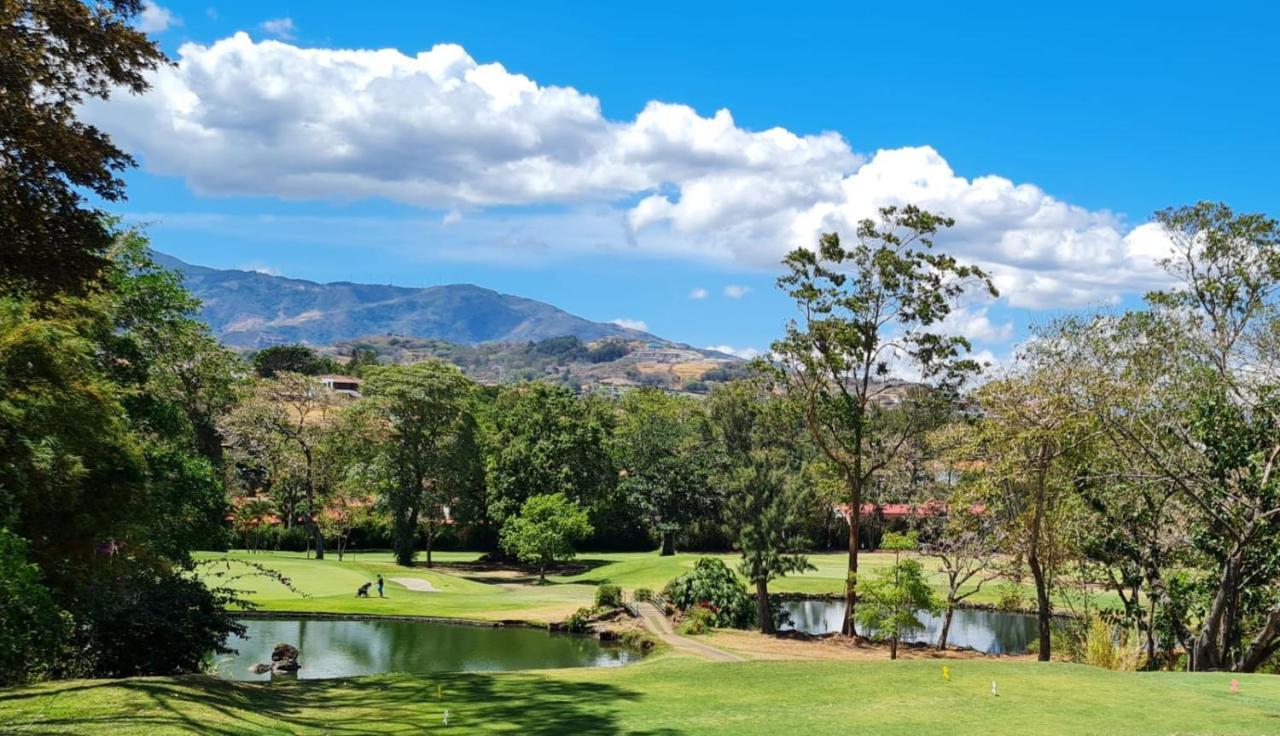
[391,577,439,592]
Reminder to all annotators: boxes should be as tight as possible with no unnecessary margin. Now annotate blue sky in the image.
[105,1,1279,359]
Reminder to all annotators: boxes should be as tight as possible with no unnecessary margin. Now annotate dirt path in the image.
[390,577,439,592]
[634,601,743,662]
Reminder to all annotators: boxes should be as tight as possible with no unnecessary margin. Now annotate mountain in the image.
[153,252,661,349]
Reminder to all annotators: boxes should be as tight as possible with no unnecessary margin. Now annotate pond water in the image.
[781,600,1038,654]
[214,618,640,681]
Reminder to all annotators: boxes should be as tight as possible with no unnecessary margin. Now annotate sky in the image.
[98,1,1280,361]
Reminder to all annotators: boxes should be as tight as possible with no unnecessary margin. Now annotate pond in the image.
[780,600,1038,654]
[214,618,640,681]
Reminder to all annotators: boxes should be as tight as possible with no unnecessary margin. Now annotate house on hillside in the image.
[319,374,363,398]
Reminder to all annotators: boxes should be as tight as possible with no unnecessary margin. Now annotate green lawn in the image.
[2,658,1273,735]
[197,549,1109,624]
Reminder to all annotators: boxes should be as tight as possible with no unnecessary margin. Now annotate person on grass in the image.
[377,574,385,598]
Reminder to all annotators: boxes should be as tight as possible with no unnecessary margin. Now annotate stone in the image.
[269,642,300,673]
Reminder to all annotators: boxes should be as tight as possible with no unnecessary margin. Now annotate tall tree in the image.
[361,362,483,567]
[614,388,716,556]
[966,365,1092,662]
[770,205,995,634]
[1,0,165,297]
[485,383,617,531]
[1061,202,1280,671]
[227,374,341,559]
[707,380,813,634]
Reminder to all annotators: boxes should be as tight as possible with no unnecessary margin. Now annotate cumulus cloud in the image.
[610,318,648,331]
[688,288,709,299]
[705,345,761,360]
[259,18,297,40]
[137,2,179,32]
[940,306,1015,343]
[88,34,1175,310]
[723,285,750,299]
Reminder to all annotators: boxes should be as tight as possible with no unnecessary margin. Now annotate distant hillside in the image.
[153,252,661,349]
[326,334,749,395]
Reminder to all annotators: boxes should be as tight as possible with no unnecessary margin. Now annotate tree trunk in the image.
[425,518,435,568]
[890,634,898,660]
[309,518,325,560]
[937,604,955,650]
[660,530,676,556]
[539,560,547,583]
[842,477,861,636]
[755,579,775,635]
[1029,550,1051,662]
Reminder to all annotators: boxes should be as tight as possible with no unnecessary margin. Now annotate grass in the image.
[2,657,1275,735]
[197,548,1111,625]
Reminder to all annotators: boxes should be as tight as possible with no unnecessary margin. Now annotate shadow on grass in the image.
[0,671,679,735]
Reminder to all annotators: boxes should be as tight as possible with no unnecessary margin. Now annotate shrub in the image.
[595,584,623,608]
[995,584,1025,612]
[677,605,717,635]
[620,628,659,651]
[663,557,753,628]
[634,587,654,603]
[563,606,595,633]
[0,530,70,686]
[1083,616,1142,671]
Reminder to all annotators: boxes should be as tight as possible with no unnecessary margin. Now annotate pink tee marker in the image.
[1230,679,1240,694]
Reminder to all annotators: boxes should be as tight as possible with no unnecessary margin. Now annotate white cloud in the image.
[705,345,761,360]
[137,2,179,32]
[610,318,648,331]
[723,284,750,299]
[941,306,1014,343]
[688,288,708,299]
[259,18,297,40]
[238,261,280,276]
[88,34,1176,310]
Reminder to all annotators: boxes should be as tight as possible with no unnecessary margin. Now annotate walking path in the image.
[634,601,743,662]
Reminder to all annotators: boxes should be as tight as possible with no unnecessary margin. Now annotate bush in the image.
[663,557,753,629]
[634,587,654,603]
[595,584,623,608]
[1082,616,1142,671]
[620,628,659,651]
[563,606,595,633]
[677,604,717,635]
[995,584,1025,612]
[0,530,70,686]
[65,563,243,678]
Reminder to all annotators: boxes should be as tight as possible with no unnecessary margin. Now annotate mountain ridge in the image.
[153,251,671,350]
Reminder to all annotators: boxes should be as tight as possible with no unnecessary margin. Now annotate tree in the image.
[252,344,339,378]
[230,495,278,553]
[966,366,1091,662]
[226,373,341,558]
[0,233,241,679]
[614,388,717,555]
[923,509,999,650]
[1,0,165,297]
[856,531,939,659]
[361,361,483,567]
[485,383,617,531]
[770,205,995,634]
[0,529,68,686]
[707,380,813,633]
[500,493,593,582]
[1058,202,1280,671]
[318,492,371,562]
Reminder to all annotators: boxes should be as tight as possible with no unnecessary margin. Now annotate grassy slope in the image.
[199,549,1109,624]
[2,658,1274,735]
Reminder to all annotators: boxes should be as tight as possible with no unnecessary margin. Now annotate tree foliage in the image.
[499,492,593,582]
[1,0,166,297]
[769,205,995,634]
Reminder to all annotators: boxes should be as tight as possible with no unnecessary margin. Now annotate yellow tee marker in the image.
[942,666,951,682]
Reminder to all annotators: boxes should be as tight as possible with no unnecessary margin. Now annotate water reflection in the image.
[781,600,1037,654]
[216,618,639,681]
